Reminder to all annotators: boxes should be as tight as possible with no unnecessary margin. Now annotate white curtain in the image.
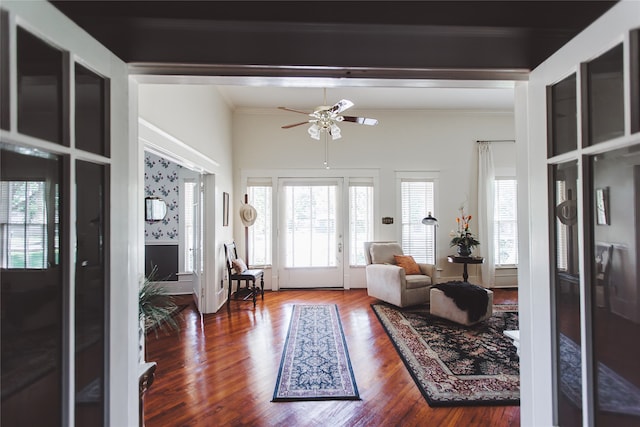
[478,142,495,287]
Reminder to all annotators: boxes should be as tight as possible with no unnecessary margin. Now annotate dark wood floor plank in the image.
[145,289,520,426]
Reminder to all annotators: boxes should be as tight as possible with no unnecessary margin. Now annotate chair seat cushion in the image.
[232,269,263,280]
[406,274,432,289]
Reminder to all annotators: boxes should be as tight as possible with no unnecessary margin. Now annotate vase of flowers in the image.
[449,207,480,257]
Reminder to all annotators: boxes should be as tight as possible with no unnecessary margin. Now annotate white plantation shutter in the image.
[247,178,272,267]
[349,179,374,266]
[0,180,48,269]
[494,178,519,266]
[401,179,435,264]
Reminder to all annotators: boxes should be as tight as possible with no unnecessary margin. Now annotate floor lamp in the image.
[421,212,438,265]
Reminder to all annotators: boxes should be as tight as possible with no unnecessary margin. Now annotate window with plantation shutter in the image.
[400,179,435,264]
[0,180,53,269]
[349,179,374,266]
[494,178,519,266]
[247,178,272,267]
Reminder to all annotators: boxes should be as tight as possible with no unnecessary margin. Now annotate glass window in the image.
[75,63,108,156]
[247,181,272,267]
[631,29,640,134]
[183,180,196,272]
[17,27,64,144]
[1,147,63,426]
[282,182,336,268]
[349,182,374,266]
[1,10,9,131]
[586,43,624,145]
[590,147,640,427]
[74,160,107,426]
[551,160,582,427]
[0,180,54,269]
[494,178,518,266]
[400,180,435,264]
[548,73,577,157]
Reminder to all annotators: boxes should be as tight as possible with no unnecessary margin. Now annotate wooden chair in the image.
[224,241,264,307]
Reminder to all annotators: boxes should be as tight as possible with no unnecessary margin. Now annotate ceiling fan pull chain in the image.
[324,133,329,169]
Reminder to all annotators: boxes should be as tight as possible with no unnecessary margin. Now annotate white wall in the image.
[138,84,234,313]
[233,108,515,286]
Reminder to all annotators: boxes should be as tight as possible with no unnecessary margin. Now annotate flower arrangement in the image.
[449,207,480,256]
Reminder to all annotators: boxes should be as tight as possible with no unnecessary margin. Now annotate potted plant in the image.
[138,267,181,362]
[449,207,480,257]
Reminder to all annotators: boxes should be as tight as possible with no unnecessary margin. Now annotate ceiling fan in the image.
[279,91,378,140]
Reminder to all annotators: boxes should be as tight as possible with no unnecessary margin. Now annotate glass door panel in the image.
[586,44,624,146]
[551,160,583,427]
[1,146,63,427]
[590,147,640,427]
[75,160,107,426]
[548,73,578,157]
[17,28,64,145]
[278,179,343,288]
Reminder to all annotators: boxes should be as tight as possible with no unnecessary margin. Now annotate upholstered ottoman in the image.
[430,282,493,326]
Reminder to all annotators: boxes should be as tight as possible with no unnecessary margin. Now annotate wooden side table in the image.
[447,255,484,282]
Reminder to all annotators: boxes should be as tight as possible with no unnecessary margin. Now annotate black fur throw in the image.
[433,281,489,323]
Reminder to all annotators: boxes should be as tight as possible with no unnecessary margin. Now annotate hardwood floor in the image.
[145,288,520,427]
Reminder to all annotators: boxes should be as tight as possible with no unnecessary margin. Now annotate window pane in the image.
[587,43,624,145]
[549,73,577,157]
[75,64,108,156]
[17,27,64,144]
[75,160,106,426]
[1,10,9,130]
[1,147,63,426]
[248,185,272,266]
[401,180,434,264]
[283,184,336,268]
[349,185,373,266]
[551,160,582,427]
[184,181,196,272]
[494,179,518,266]
[590,147,640,427]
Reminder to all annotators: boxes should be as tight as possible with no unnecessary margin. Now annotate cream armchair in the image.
[364,241,436,307]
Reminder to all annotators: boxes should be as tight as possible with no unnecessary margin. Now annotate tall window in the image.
[400,179,435,264]
[183,180,196,272]
[247,179,272,267]
[0,180,52,269]
[494,178,519,266]
[349,180,374,266]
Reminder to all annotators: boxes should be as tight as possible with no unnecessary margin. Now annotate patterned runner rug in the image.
[272,304,360,401]
[372,303,519,406]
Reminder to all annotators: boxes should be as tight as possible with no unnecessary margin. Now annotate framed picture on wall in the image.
[596,187,609,225]
[223,192,229,226]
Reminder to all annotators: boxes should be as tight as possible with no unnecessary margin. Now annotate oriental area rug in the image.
[272,304,360,401]
[372,303,520,406]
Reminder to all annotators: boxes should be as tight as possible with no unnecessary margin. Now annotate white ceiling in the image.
[212,80,516,112]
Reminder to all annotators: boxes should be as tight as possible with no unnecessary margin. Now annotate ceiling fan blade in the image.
[328,99,354,114]
[278,106,311,115]
[281,121,310,129]
[342,116,378,126]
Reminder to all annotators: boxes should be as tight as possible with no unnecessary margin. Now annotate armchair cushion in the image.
[369,242,403,264]
[394,255,421,274]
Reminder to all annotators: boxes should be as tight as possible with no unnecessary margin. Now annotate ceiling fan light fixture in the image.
[308,124,320,140]
[330,123,342,139]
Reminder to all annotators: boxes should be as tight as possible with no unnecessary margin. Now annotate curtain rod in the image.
[476,139,515,144]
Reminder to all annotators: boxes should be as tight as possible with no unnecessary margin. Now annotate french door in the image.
[278,178,344,288]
